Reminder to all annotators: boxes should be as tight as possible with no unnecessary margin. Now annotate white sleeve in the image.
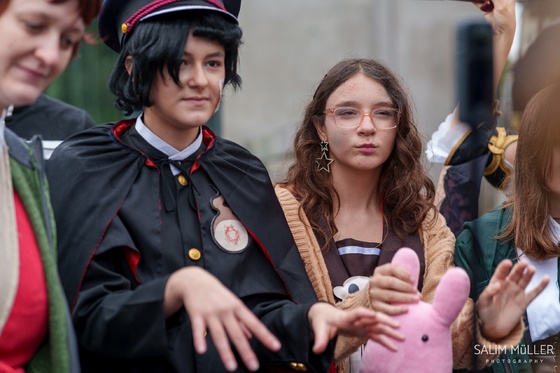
[425,109,471,163]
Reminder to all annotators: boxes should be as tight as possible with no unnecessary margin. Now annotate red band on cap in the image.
[204,0,226,11]
[122,0,227,35]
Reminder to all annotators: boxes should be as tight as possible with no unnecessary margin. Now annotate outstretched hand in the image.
[307,303,404,354]
[477,259,549,341]
[164,267,281,372]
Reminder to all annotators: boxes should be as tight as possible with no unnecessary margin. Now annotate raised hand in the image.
[164,267,281,372]
[480,0,516,93]
[479,0,515,36]
[307,303,405,354]
[477,259,549,341]
[367,263,421,315]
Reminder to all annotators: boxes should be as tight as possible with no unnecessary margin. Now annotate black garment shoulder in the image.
[6,94,95,141]
[47,122,317,308]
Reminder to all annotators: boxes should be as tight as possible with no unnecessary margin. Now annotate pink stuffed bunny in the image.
[360,247,470,373]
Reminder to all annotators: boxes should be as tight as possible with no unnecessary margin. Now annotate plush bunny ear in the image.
[432,267,471,326]
[391,247,420,288]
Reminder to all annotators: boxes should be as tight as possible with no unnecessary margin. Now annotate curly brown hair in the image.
[279,58,436,248]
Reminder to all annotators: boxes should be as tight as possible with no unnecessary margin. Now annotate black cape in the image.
[47,121,333,372]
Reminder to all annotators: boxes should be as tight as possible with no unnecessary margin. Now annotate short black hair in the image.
[108,11,242,115]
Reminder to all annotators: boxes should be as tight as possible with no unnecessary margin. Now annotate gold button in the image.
[288,362,308,371]
[177,174,188,186]
[188,248,201,261]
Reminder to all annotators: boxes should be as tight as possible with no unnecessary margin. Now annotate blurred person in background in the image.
[455,82,560,373]
[427,9,560,238]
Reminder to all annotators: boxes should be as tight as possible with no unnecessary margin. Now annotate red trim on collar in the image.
[191,126,216,173]
[112,120,215,174]
[145,158,158,169]
[201,126,216,149]
[112,119,135,140]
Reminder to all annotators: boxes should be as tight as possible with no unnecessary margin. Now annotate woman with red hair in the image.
[0,1,100,372]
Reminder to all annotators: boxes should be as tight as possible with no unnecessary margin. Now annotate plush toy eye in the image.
[421,335,429,342]
[333,276,369,301]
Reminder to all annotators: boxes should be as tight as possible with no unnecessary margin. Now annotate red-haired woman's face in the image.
[0,0,85,109]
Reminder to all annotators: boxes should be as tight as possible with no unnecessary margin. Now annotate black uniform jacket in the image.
[47,120,334,372]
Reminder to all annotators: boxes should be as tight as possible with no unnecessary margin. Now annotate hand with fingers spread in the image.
[307,303,404,354]
[367,263,422,315]
[477,259,549,341]
[164,266,281,372]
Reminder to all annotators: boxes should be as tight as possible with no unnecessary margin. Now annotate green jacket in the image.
[454,207,533,373]
[6,129,80,373]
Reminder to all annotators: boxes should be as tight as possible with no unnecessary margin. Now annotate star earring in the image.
[316,140,334,173]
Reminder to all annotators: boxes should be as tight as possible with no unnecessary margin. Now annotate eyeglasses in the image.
[324,107,400,129]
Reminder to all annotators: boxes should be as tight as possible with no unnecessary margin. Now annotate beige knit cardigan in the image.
[274,185,524,373]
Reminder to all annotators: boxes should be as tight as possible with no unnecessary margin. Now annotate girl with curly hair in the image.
[275,56,547,373]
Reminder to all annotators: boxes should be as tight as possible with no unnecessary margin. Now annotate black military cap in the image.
[98,0,241,52]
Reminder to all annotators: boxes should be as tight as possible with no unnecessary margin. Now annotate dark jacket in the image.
[6,94,95,141]
[46,121,335,373]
